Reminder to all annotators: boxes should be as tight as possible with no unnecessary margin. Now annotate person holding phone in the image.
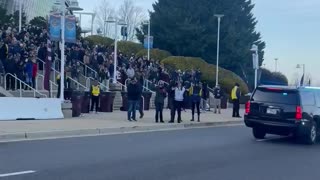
[154,80,167,123]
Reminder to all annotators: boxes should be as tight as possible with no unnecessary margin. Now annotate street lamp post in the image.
[296,64,306,86]
[143,19,151,61]
[147,19,151,61]
[251,44,259,89]
[214,14,224,87]
[274,58,278,72]
[58,0,83,102]
[19,0,22,32]
[60,0,66,102]
[74,12,95,36]
[106,17,127,84]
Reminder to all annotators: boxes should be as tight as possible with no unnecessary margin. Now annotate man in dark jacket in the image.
[155,80,167,123]
[127,78,142,121]
[37,42,46,70]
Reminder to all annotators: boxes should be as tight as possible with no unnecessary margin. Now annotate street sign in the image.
[144,35,153,49]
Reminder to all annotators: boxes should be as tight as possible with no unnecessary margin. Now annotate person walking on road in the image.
[213,84,223,114]
[189,82,202,122]
[169,82,185,123]
[231,83,241,118]
[155,80,167,123]
[90,80,100,113]
[127,78,141,121]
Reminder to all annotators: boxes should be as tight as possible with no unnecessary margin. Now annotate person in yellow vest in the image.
[231,83,241,118]
[90,79,101,113]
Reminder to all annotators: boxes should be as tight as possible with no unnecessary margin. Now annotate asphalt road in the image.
[1,125,320,180]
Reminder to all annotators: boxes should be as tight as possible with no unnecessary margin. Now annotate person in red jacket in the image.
[31,57,38,89]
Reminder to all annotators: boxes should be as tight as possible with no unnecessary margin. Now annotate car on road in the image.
[244,85,320,144]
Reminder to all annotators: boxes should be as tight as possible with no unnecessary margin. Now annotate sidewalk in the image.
[0,109,244,142]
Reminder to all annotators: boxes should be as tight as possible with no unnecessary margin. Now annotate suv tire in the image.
[253,128,266,139]
[303,121,317,145]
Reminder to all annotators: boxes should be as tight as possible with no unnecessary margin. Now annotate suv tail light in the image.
[245,101,251,115]
[295,106,302,120]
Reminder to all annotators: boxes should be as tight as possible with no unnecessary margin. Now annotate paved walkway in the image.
[0,109,244,142]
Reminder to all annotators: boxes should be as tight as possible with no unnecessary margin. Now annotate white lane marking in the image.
[0,170,36,177]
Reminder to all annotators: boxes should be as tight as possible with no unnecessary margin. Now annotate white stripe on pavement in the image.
[0,170,36,177]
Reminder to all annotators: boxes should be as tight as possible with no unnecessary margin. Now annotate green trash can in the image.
[71,91,84,117]
[100,92,116,112]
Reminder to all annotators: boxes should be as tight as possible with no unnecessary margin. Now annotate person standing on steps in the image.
[189,82,202,122]
[154,80,167,123]
[213,84,223,114]
[231,83,241,118]
[90,79,101,113]
[169,82,185,123]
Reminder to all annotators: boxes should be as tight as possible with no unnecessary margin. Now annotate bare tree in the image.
[118,0,146,41]
[94,0,114,37]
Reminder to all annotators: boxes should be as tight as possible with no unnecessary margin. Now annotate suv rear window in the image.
[252,88,299,105]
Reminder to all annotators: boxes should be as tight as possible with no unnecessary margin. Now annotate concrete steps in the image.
[113,92,122,110]
[8,90,58,98]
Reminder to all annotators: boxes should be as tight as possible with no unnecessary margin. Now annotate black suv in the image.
[244,85,320,144]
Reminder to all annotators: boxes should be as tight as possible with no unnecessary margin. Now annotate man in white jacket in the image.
[169,82,185,123]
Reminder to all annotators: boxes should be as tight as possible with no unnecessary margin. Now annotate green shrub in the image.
[136,49,172,61]
[161,56,249,94]
[117,41,143,57]
[260,68,288,85]
[84,35,114,48]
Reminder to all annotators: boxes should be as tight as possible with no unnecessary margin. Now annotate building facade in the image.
[0,0,56,22]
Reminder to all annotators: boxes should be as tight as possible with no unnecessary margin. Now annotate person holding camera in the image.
[127,77,142,121]
[154,80,167,123]
[169,81,185,123]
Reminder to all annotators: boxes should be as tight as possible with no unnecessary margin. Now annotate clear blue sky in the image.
[78,0,320,85]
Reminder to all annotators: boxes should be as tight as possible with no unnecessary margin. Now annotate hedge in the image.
[84,35,113,48]
[161,56,249,94]
[117,41,143,57]
[136,49,172,61]
[260,68,288,86]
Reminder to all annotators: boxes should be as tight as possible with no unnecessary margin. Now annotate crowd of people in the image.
[0,24,48,90]
[0,22,241,123]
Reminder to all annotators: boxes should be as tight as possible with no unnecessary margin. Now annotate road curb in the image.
[0,120,243,142]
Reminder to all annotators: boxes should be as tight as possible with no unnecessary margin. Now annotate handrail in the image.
[85,76,109,92]
[125,78,155,93]
[68,76,87,90]
[37,74,59,98]
[36,74,45,90]
[117,80,127,91]
[4,73,47,98]
[37,58,46,73]
[51,67,87,90]
[50,81,59,98]
[78,61,98,78]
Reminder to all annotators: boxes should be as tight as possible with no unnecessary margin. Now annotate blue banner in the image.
[65,15,76,43]
[49,14,61,41]
[144,36,153,49]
